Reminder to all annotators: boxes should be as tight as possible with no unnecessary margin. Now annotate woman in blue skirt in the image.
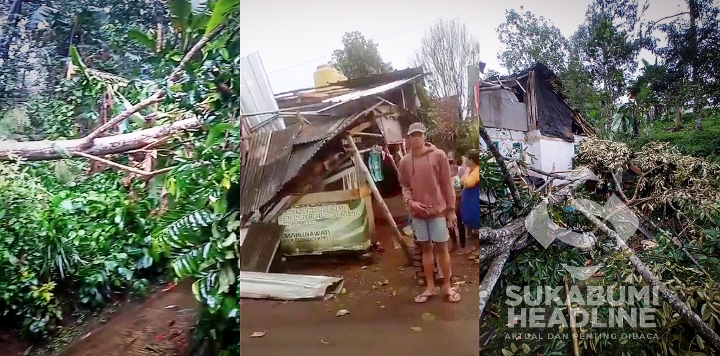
[460,149,480,232]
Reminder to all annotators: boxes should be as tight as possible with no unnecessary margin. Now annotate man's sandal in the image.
[445,288,461,303]
[414,292,437,303]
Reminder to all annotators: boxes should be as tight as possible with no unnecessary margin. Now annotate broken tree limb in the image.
[573,200,720,351]
[480,247,510,319]
[610,172,719,287]
[82,92,165,145]
[0,117,200,161]
[72,151,175,177]
[564,277,581,356]
[479,217,526,320]
[479,119,522,206]
[81,24,227,146]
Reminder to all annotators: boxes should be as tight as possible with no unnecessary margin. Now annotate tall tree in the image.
[564,0,649,135]
[330,31,392,79]
[410,18,480,104]
[496,8,569,74]
[562,31,598,114]
[652,0,720,130]
[579,1,648,103]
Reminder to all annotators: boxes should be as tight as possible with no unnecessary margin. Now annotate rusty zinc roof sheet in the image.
[294,116,346,144]
[240,126,299,216]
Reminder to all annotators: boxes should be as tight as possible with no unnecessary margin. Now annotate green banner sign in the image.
[278,198,371,256]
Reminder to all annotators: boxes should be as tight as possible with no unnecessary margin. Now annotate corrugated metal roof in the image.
[283,140,325,185]
[239,271,344,300]
[274,69,425,111]
[240,126,299,216]
[321,75,421,105]
[294,116,346,144]
[282,102,382,186]
[241,101,385,216]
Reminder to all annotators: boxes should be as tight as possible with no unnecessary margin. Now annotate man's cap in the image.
[407,122,427,135]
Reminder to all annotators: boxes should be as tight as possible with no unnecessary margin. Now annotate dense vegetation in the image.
[478,1,720,355]
[0,0,239,355]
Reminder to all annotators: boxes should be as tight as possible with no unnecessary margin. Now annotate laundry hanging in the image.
[367,148,384,182]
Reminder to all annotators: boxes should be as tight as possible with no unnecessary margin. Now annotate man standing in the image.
[399,122,460,303]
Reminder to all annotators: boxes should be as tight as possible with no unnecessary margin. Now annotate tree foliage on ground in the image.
[0,0,240,355]
[330,31,392,79]
[484,2,720,354]
[410,18,480,102]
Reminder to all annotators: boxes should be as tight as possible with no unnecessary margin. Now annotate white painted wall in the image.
[482,128,531,162]
[532,135,586,184]
[481,128,586,185]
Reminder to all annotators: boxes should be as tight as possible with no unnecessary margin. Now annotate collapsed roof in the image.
[240,67,424,218]
[480,62,598,141]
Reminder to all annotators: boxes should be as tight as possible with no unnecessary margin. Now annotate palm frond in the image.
[28,5,58,31]
[158,209,216,249]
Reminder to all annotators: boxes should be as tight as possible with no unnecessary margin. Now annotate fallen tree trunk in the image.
[574,201,720,351]
[0,117,200,161]
[479,171,592,319]
[0,25,227,163]
[479,218,525,318]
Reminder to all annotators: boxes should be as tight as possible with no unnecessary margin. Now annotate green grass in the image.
[632,114,720,162]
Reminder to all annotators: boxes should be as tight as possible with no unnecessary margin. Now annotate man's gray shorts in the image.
[412,216,449,243]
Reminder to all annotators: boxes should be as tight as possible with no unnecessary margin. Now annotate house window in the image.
[574,144,579,154]
[493,141,499,149]
[512,142,522,150]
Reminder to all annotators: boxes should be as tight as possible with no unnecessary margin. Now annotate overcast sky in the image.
[240,0,687,94]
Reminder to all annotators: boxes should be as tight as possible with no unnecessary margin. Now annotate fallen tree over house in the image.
[479,126,720,353]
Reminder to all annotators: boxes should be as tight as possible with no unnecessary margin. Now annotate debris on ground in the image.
[250,331,266,338]
[335,309,350,317]
[239,271,344,301]
[421,312,436,321]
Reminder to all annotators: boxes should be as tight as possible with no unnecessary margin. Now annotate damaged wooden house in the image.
[239,64,427,275]
[479,63,598,180]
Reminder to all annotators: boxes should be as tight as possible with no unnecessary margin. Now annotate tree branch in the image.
[646,12,690,33]
[72,151,175,177]
[81,24,226,146]
[479,119,523,206]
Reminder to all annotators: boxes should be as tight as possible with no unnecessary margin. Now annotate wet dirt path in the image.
[241,320,478,356]
[52,280,199,356]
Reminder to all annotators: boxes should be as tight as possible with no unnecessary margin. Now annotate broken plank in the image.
[239,222,285,273]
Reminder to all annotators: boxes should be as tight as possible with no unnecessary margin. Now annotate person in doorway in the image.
[398,122,460,303]
[460,149,481,233]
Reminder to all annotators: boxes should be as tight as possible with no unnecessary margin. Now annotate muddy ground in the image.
[4,280,199,356]
[240,224,480,356]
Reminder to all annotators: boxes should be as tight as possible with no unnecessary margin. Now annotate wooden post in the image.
[346,134,413,265]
